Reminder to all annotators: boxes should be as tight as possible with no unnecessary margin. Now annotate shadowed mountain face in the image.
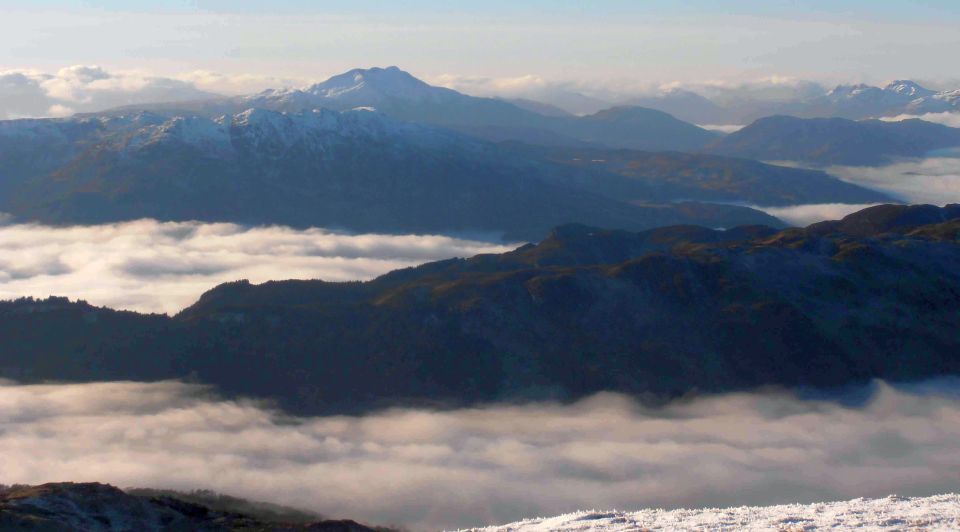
[707,115,960,166]
[501,143,892,206]
[0,483,383,531]
[0,108,781,241]
[1,204,959,415]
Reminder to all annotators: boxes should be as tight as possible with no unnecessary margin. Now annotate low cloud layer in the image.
[881,112,960,129]
[756,203,882,227]
[1,380,960,530]
[0,65,307,119]
[0,219,513,314]
[753,154,960,226]
[826,154,960,205]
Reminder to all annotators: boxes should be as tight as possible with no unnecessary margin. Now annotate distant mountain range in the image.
[3,204,959,415]
[101,66,722,152]
[707,115,960,166]
[0,108,791,240]
[626,79,960,124]
[0,483,383,531]
[504,143,890,205]
[95,67,960,164]
[9,65,957,243]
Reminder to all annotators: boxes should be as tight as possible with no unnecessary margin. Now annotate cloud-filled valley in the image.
[753,153,960,226]
[825,153,960,206]
[3,3,960,531]
[2,152,958,315]
[2,379,960,530]
[0,219,514,314]
[754,203,883,227]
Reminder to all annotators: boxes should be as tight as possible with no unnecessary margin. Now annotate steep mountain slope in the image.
[0,109,779,240]
[502,143,891,206]
[0,483,382,531]
[706,115,960,166]
[2,204,959,415]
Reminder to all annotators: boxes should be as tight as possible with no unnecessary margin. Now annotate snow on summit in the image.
[304,66,458,103]
[884,80,936,98]
[462,494,960,531]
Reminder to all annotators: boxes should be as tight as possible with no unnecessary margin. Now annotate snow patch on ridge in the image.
[463,493,960,531]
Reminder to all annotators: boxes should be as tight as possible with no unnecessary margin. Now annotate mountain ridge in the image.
[0,107,784,241]
[706,115,960,166]
[2,204,959,415]
[0,482,385,531]
[95,66,722,152]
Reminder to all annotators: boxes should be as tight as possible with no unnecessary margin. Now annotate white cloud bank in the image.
[824,155,960,206]
[0,65,308,119]
[2,380,960,530]
[0,220,514,314]
[880,112,960,128]
[752,154,960,226]
[0,65,211,119]
[756,203,883,227]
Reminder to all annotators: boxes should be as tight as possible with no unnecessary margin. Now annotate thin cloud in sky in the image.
[2,2,959,88]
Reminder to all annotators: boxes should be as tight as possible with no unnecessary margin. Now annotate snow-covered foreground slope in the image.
[464,494,960,531]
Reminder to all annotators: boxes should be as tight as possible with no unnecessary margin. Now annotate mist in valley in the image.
[2,379,959,530]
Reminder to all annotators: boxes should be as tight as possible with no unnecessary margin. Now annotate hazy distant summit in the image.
[304,65,453,101]
[636,78,960,124]
[708,115,960,166]
[96,66,722,152]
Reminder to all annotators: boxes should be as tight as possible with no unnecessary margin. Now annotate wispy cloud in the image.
[2,380,960,530]
[0,65,213,119]
[0,219,514,314]
[0,65,312,119]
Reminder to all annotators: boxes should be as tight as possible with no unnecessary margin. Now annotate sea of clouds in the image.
[826,154,960,206]
[2,379,959,530]
[0,219,514,314]
[754,151,960,226]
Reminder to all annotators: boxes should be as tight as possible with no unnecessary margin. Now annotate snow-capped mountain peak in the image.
[304,66,456,103]
[884,79,935,98]
[827,83,879,99]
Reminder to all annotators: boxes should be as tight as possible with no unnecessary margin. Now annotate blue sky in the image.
[1,0,958,90]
